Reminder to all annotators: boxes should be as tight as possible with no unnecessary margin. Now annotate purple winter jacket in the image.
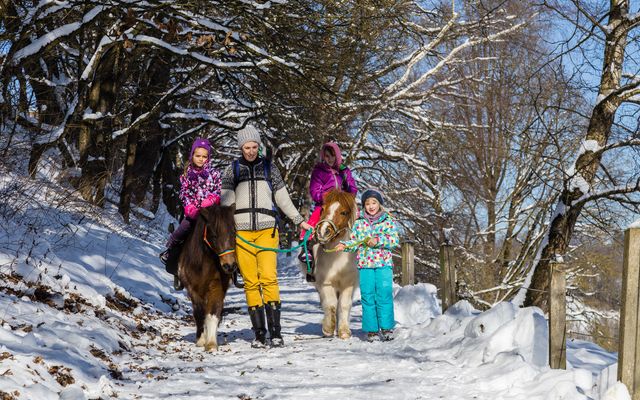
[309,142,358,206]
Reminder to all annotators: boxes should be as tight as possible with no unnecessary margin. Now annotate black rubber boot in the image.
[161,242,182,275]
[248,305,268,348]
[266,301,284,347]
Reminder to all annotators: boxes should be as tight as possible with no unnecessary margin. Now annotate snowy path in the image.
[108,265,594,400]
[116,270,465,400]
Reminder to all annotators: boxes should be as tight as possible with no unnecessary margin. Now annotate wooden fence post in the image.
[400,241,415,286]
[548,261,566,369]
[439,242,456,313]
[618,227,640,399]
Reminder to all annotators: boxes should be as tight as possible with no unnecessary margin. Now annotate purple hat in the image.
[190,137,211,161]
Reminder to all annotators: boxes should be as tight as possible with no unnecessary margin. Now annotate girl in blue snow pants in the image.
[335,188,400,341]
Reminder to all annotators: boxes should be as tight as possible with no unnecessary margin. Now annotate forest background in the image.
[2,0,640,351]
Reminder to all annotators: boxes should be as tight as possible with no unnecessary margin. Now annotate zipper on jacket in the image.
[250,163,256,231]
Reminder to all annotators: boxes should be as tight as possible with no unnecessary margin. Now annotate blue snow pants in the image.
[359,266,395,333]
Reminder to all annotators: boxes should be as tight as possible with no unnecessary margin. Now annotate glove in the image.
[200,194,219,208]
[184,204,199,219]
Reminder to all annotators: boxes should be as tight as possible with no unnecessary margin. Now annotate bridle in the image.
[315,217,353,244]
[203,225,236,258]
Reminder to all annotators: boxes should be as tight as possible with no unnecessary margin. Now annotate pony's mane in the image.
[205,205,236,236]
[182,205,236,270]
[323,189,358,223]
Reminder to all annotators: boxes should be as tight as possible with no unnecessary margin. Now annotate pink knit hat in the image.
[320,142,343,168]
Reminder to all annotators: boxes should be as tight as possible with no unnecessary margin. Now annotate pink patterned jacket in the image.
[179,160,222,218]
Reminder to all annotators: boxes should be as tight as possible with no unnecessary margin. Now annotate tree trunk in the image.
[78,47,118,205]
[118,130,139,223]
[118,53,171,219]
[524,1,628,311]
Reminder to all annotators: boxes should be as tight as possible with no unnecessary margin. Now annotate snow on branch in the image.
[389,20,527,102]
[572,178,640,207]
[81,25,122,81]
[12,5,106,62]
[131,34,275,69]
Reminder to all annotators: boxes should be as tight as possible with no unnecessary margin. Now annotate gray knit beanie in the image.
[237,125,262,148]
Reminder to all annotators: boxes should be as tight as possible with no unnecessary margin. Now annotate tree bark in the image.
[524,0,628,311]
[78,46,118,205]
[118,129,139,223]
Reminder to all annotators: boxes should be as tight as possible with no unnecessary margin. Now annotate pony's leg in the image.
[337,285,354,339]
[202,292,224,352]
[193,303,206,347]
[317,284,338,337]
[202,313,220,351]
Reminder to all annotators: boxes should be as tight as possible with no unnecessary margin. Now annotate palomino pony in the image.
[309,189,358,339]
[178,205,238,351]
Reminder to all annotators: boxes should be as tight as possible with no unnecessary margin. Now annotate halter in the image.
[315,217,352,244]
[203,225,236,258]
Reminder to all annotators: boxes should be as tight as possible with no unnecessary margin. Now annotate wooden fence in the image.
[619,227,640,399]
[394,228,640,393]
[548,261,567,369]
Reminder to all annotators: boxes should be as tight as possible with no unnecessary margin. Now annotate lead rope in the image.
[236,229,314,273]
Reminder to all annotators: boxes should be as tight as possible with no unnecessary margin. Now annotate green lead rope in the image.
[236,229,315,273]
[322,237,371,253]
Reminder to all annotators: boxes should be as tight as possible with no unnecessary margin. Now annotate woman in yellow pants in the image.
[221,125,312,348]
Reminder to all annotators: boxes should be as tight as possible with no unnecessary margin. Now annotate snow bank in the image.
[394,282,440,326]
[603,382,632,400]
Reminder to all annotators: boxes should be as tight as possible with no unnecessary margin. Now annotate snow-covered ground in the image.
[0,155,627,400]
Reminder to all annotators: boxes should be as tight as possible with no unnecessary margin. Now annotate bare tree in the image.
[518,0,640,312]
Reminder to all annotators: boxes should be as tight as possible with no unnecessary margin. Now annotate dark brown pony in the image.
[309,189,359,338]
[178,205,237,351]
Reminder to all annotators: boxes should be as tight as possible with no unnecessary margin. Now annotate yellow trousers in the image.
[236,229,280,307]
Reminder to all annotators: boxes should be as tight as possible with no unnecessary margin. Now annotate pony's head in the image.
[315,189,358,244]
[198,205,238,274]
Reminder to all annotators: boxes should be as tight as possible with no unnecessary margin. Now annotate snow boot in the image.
[161,242,182,275]
[265,301,284,347]
[381,329,394,341]
[367,332,381,342]
[248,305,268,348]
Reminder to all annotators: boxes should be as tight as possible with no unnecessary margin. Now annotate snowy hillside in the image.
[0,158,626,400]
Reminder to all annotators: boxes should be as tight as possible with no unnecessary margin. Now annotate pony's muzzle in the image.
[222,262,238,275]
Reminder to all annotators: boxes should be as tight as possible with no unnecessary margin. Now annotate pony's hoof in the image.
[196,337,205,347]
[322,330,335,338]
[338,329,351,339]
[204,343,218,352]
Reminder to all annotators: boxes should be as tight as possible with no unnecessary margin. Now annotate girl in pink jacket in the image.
[160,138,222,273]
[299,142,358,281]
